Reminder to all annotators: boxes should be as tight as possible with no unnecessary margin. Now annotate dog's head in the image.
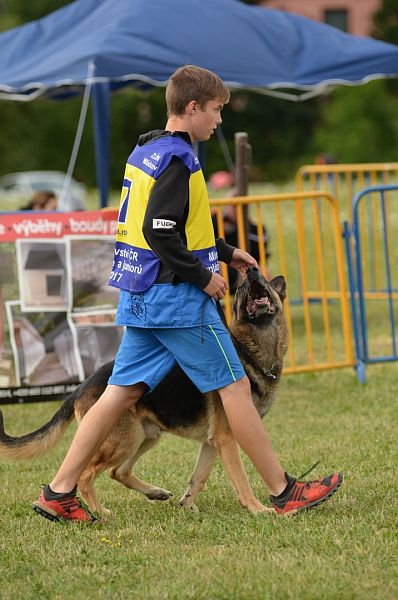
[232,267,286,325]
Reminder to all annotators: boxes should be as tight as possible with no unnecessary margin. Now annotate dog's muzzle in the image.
[244,268,275,318]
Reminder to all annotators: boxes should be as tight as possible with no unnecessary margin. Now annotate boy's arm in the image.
[142,156,212,289]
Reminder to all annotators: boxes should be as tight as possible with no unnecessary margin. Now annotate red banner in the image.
[0,210,118,241]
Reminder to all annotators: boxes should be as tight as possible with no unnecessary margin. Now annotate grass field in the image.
[0,363,397,600]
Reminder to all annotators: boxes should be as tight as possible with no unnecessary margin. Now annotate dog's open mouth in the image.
[246,280,275,317]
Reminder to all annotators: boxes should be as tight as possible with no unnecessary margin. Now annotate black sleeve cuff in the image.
[197,268,213,289]
[216,237,235,264]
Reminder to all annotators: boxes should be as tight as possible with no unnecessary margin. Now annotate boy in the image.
[33,65,342,523]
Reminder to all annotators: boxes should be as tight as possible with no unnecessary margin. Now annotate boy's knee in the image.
[107,382,146,409]
[219,375,251,401]
[235,375,251,393]
[124,383,146,407]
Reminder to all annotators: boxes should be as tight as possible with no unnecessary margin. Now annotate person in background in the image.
[209,172,270,290]
[211,204,270,291]
[21,190,57,211]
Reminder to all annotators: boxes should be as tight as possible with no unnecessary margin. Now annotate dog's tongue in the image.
[247,296,270,315]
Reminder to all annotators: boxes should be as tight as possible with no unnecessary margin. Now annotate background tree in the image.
[373,0,398,45]
[0,0,68,28]
[373,0,398,93]
[313,81,398,164]
[309,0,398,165]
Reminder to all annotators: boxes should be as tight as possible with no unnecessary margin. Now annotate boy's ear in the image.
[187,100,197,113]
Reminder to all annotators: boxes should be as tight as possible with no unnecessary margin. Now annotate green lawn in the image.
[0,364,397,600]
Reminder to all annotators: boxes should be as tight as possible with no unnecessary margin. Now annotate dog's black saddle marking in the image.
[139,365,206,429]
[87,361,205,429]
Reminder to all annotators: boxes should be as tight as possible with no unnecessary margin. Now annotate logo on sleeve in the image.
[152,219,176,229]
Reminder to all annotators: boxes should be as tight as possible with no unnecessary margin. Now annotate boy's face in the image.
[189,97,224,142]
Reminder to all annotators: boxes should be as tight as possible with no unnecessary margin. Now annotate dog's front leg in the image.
[110,436,173,501]
[214,435,274,515]
[179,442,217,511]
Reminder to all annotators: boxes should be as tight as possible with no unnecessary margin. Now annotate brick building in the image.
[259,0,381,36]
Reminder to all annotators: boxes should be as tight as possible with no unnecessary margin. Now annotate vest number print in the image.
[118,177,133,224]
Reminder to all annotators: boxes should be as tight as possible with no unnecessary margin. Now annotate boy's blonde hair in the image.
[166,65,230,116]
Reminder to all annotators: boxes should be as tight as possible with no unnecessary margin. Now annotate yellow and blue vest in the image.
[108,133,219,293]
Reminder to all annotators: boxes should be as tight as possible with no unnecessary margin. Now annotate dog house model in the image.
[23,249,67,307]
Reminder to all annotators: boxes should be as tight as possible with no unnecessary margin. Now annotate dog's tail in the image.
[0,387,79,460]
[0,361,113,461]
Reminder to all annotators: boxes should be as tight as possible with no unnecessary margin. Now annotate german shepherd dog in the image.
[0,268,288,516]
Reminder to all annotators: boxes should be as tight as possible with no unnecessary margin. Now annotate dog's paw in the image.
[146,488,173,501]
[179,493,199,512]
[179,493,190,507]
[245,501,275,515]
[179,496,199,513]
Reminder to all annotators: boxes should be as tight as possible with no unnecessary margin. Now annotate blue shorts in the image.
[108,321,245,393]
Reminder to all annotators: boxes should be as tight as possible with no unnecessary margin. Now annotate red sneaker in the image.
[270,472,343,516]
[32,487,98,523]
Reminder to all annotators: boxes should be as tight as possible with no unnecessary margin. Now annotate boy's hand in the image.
[203,272,227,300]
[230,249,258,277]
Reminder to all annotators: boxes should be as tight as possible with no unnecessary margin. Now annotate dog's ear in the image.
[270,275,286,300]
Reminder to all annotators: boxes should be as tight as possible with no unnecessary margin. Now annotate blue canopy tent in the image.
[0,0,398,206]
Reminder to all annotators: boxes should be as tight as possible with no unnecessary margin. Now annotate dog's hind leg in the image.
[110,436,173,501]
[214,434,274,515]
[179,442,217,512]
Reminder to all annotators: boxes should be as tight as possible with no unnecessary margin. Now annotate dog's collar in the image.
[259,362,278,380]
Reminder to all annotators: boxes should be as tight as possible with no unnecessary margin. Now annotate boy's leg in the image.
[49,324,177,494]
[219,376,342,516]
[32,383,145,523]
[160,323,342,516]
[50,383,146,494]
[155,325,286,493]
[32,326,176,523]
[154,325,286,496]
[218,376,286,496]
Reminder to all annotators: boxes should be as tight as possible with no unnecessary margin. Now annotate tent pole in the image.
[59,61,94,210]
[92,82,110,208]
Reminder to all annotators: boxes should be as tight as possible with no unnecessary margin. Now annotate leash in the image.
[297,461,321,479]
[215,301,278,380]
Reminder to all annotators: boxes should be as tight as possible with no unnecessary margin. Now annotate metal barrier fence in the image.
[343,185,398,382]
[296,162,398,294]
[296,162,398,219]
[210,192,354,375]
